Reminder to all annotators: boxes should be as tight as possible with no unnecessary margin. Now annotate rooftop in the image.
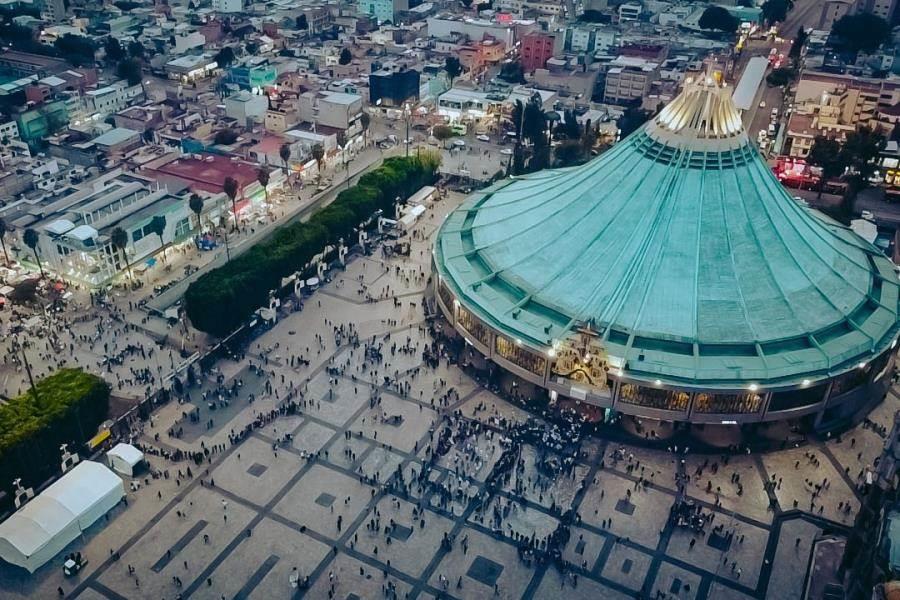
[435,77,900,389]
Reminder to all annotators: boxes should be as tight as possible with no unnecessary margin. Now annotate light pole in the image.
[404,103,411,158]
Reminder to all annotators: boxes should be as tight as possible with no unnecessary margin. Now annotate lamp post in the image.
[404,103,411,158]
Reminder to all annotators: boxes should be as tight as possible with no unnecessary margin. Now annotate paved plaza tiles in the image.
[0,190,894,600]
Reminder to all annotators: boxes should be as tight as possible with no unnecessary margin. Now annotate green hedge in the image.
[185,154,440,336]
[0,369,110,493]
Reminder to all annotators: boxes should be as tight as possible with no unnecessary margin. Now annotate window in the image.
[174,217,190,239]
[693,392,762,414]
[618,384,690,411]
[495,335,546,376]
[457,306,491,347]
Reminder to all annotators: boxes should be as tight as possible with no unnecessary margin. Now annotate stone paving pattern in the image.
[0,191,894,600]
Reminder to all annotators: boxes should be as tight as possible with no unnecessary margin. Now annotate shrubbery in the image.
[0,369,110,492]
[185,154,440,336]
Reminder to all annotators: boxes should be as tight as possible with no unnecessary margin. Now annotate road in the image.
[733,0,831,157]
[145,145,393,315]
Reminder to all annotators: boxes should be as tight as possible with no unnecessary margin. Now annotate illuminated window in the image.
[693,392,762,414]
[495,336,546,376]
[457,305,491,347]
[618,384,689,411]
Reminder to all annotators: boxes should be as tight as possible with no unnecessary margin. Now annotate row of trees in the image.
[0,369,110,497]
[184,154,440,336]
[807,127,885,215]
[0,24,97,67]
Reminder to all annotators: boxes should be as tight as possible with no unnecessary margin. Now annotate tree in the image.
[257,167,271,217]
[296,14,308,30]
[560,109,582,140]
[149,215,167,262]
[766,67,796,87]
[618,102,651,139]
[445,56,462,86]
[339,48,352,65]
[214,129,239,145]
[189,193,205,232]
[116,58,142,86]
[0,217,9,265]
[698,6,739,32]
[360,112,371,146]
[223,176,240,231]
[22,228,43,278]
[555,139,586,167]
[789,26,808,60]
[840,126,885,183]
[279,143,292,175]
[104,37,125,63]
[498,60,526,84]
[54,34,95,67]
[761,0,793,24]
[311,144,325,182]
[127,40,145,59]
[807,136,844,198]
[432,124,454,148]
[215,46,235,68]
[832,13,890,54]
[110,226,132,280]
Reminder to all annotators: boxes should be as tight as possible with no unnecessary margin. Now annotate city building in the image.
[143,152,280,218]
[227,62,278,90]
[165,54,219,83]
[224,91,269,123]
[3,170,198,286]
[532,60,599,100]
[369,66,420,108]
[16,101,68,143]
[212,0,243,13]
[40,0,68,24]
[83,84,144,115]
[427,15,517,48]
[818,0,855,30]
[298,91,363,132]
[604,56,660,105]
[0,50,69,77]
[520,33,556,73]
[357,0,408,24]
[857,0,898,22]
[618,2,642,21]
[114,105,167,134]
[783,71,900,158]
[433,77,900,431]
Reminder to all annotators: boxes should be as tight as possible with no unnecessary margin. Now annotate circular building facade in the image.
[432,78,900,428]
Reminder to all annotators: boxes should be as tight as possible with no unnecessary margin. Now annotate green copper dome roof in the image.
[434,79,900,388]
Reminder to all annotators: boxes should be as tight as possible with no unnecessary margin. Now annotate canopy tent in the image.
[106,443,144,477]
[0,461,123,573]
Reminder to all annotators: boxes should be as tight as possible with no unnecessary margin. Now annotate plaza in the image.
[0,172,894,600]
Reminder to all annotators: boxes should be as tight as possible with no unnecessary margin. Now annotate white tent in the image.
[106,443,144,477]
[0,461,123,573]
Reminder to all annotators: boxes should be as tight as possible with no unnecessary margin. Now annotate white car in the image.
[476,134,490,142]
[500,148,514,155]
[452,139,466,147]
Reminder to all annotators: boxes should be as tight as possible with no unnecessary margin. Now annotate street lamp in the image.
[403,102,411,158]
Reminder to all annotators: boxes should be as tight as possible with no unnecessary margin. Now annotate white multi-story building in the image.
[618,2,642,21]
[2,171,201,285]
[212,0,243,13]
[224,91,269,123]
[83,84,144,115]
[0,120,19,142]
